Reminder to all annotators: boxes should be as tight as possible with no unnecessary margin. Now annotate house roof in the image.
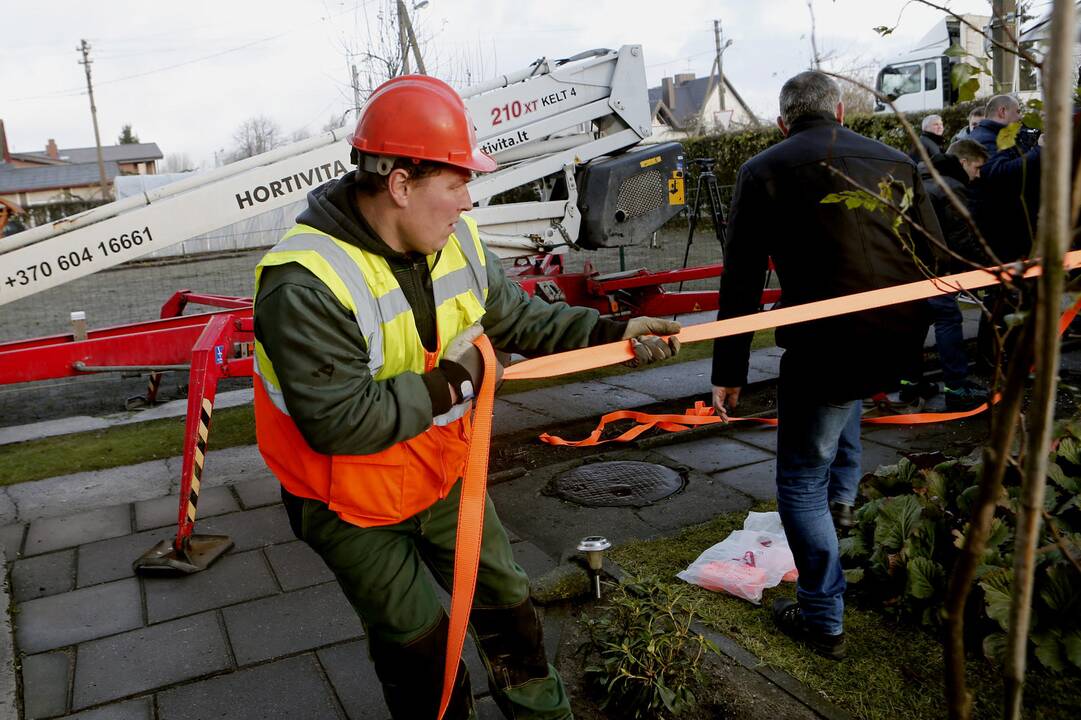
[648,76,713,128]
[0,161,120,194]
[18,142,163,165]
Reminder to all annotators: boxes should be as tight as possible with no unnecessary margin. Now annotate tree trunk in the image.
[1003,1,1075,717]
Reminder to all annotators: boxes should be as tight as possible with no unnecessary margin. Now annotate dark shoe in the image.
[943,382,987,411]
[829,500,855,530]
[898,379,939,404]
[772,598,847,660]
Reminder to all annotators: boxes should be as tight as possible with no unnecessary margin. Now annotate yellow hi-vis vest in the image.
[252,215,489,527]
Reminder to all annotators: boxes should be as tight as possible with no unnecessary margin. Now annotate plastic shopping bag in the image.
[676,511,798,604]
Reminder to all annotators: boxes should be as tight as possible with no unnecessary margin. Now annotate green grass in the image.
[611,505,1081,720]
[0,329,775,486]
[0,405,257,486]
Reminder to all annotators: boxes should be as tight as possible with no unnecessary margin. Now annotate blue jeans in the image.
[928,294,968,385]
[775,366,862,635]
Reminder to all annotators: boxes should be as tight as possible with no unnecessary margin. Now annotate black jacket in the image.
[909,131,944,164]
[918,154,985,270]
[712,113,943,401]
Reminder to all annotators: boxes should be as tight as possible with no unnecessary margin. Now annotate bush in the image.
[839,419,1081,674]
[582,576,718,719]
[678,100,986,185]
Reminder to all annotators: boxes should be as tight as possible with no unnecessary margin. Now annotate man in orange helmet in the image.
[252,74,681,719]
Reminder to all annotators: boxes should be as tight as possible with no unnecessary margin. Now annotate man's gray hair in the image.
[921,114,943,131]
[778,71,841,127]
[985,94,1018,117]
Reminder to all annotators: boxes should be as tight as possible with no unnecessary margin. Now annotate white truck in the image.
[877,11,1046,112]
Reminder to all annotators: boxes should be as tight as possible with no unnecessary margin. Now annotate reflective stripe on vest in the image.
[254,215,487,424]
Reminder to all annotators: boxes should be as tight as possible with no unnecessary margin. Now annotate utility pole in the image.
[992,0,1018,93]
[77,39,110,202]
[351,62,361,116]
[396,0,410,75]
[714,20,726,111]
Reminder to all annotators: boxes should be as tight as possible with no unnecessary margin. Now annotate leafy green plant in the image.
[840,419,1081,674]
[581,576,718,719]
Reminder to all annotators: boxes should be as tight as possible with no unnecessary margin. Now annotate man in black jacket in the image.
[711,71,942,659]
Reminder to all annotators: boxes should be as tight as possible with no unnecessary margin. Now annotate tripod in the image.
[678,157,728,294]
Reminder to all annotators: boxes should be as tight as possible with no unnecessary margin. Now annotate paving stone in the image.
[156,654,339,720]
[501,382,657,424]
[24,505,131,556]
[489,398,559,436]
[317,640,390,720]
[636,470,756,529]
[133,485,239,531]
[223,582,364,665]
[61,697,151,720]
[232,475,281,509]
[476,696,503,720]
[265,540,334,592]
[0,489,17,526]
[12,549,75,602]
[22,651,69,719]
[598,357,713,401]
[8,463,171,523]
[488,470,660,561]
[511,541,557,580]
[713,459,777,502]
[195,504,295,552]
[145,550,278,624]
[188,444,274,489]
[0,523,25,561]
[654,435,773,474]
[728,426,778,453]
[16,578,142,654]
[862,419,987,455]
[72,612,230,710]
[76,527,174,588]
[859,439,903,475]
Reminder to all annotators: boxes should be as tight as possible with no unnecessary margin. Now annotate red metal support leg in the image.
[134,313,245,574]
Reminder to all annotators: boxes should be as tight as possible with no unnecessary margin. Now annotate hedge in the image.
[680,100,986,184]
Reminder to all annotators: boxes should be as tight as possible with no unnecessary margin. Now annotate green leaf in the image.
[980,571,1013,631]
[1046,462,1081,494]
[997,122,1022,150]
[983,631,1007,664]
[845,568,865,584]
[944,44,969,59]
[958,78,982,103]
[839,533,868,559]
[821,193,845,204]
[1063,630,1081,671]
[1033,631,1066,672]
[1021,111,1043,131]
[874,494,923,550]
[906,556,943,600]
[1056,436,1081,465]
[1039,564,1080,615]
[873,25,894,37]
[986,517,1011,549]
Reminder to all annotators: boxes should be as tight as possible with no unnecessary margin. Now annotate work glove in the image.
[621,317,682,368]
[440,323,503,402]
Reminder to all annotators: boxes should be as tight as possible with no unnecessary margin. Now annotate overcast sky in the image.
[1,0,996,169]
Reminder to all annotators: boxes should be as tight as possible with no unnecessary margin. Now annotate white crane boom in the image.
[0,46,657,307]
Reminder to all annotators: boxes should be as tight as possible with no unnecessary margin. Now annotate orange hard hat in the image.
[349,74,497,173]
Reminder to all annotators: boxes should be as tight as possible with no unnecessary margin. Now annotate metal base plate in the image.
[133,534,234,575]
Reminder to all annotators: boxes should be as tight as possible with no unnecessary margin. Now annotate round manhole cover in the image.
[550,461,684,507]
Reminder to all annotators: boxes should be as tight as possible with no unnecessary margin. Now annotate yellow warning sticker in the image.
[639,155,662,168]
[668,171,685,205]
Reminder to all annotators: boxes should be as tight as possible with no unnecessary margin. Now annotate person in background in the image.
[712,71,942,661]
[901,139,990,409]
[910,113,945,162]
[951,107,985,143]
